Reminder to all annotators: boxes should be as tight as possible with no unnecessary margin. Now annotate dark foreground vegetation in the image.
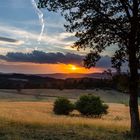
[0,117,137,140]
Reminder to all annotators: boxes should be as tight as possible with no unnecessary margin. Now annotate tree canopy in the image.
[38,0,140,71]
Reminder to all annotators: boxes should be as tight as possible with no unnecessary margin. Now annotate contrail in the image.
[31,0,45,44]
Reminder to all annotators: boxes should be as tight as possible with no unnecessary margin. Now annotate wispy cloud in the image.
[0,36,18,42]
[0,23,75,43]
[0,23,76,50]
[0,36,24,46]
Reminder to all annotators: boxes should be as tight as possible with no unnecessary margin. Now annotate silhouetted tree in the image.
[111,50,125,74]
[38,0,140,136]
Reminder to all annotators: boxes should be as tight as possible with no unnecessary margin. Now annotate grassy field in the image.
[0,89,139,140]
[0,102,135,140]
[0,89,130,104]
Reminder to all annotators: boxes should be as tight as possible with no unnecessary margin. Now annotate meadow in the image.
[0,89,139,140]
[0,89,130,103]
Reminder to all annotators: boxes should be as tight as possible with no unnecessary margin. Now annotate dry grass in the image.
[0,101,139,140]
[0,102,131,130]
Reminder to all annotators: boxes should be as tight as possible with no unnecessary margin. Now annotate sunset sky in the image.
[0,0,114,74]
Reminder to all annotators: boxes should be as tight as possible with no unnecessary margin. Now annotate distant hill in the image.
[37,73,112,79]
[0,73,114,89]
[0,72,113,80]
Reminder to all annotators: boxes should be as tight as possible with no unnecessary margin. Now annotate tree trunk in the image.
[129,76,140,136]
[128,43,140,137]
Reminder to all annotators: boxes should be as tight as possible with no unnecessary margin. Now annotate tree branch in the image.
[119,0,131,20]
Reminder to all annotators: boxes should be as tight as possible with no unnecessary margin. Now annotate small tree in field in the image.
[38,0,140,137]
[76,95,108,117]
[53,97,74,115]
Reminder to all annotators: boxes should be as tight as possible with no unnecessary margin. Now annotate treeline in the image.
[0,73,113,89]
[0,73,139,93]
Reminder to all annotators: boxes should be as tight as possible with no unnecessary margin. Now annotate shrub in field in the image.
[75,95,108,117]
[53,97,74,115]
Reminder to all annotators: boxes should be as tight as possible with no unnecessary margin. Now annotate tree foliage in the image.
[38,0,140,70]
[75,95,108,117]
[53,97,74,115]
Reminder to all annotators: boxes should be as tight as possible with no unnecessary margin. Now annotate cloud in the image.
[0,51,83,65]
[0,36,24,46]
[0,23,88,57]
[0,50,112,68]
[0,36,18,43]
[0,23,75,49]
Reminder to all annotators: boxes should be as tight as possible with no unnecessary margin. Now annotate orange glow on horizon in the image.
[0,61,105,74]
[64,64,104,73]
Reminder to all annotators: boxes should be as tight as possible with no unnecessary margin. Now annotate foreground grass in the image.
[0,119,133,140]
[0,101,139,140]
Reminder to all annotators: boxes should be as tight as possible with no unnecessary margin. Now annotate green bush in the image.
[75,95,108,117]
[53,97,74,115]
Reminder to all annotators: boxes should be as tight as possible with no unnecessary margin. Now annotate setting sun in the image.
[68,64,79,71]
[71,65,77,71]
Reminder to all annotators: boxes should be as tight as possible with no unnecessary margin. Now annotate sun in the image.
[68,64,78,71]
[71,65,77,71]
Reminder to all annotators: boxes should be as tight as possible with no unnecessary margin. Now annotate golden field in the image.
[0,101,137,140]
[0,102,130,130]
[0,89,139,140]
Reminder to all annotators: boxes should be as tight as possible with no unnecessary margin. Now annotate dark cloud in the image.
[0,36,18,43]
[0,50,111,68]
[0,51,83,65]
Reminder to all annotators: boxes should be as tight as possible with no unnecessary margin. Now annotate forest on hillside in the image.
[0,73,139,94]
